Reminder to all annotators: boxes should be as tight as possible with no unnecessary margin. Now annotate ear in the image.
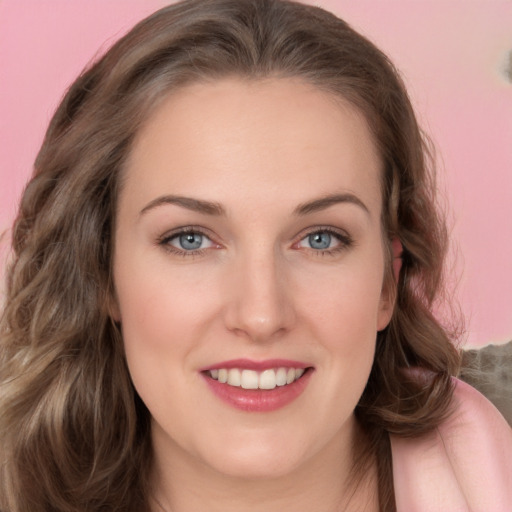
[109,302,121,323]
[377,237,402,331]
[391,237,403,282]
[106,289,121,323]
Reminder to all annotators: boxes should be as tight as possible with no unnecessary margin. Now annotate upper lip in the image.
[199,358,311,372]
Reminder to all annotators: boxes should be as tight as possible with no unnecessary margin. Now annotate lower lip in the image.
[202,369,313,412]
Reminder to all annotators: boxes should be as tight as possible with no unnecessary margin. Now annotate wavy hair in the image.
[0,1,460,510]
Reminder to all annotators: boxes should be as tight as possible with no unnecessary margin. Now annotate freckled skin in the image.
[113,78,392,511]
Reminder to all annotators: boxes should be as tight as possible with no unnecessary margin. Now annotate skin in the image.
[113,77,394,512]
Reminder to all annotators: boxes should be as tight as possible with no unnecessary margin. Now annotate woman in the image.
[1,1,511,511]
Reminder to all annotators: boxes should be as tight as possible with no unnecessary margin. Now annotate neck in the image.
[150,418,379,512]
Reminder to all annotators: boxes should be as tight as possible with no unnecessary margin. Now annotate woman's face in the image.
[113,77,394,479]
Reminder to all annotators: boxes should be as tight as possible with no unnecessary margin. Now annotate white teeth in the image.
[208,366,307,390]
[227,368,241,386]
[259,369,277,390]
[218,369,228,383]
[276,367,287,386]
[241,370,259,389]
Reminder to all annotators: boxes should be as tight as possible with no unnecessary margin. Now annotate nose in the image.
[223,249,296,343]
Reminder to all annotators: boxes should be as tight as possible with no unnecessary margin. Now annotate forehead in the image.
[122,77,383,217]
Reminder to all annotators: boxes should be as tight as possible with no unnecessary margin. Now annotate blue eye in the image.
[296,229,351,254]
[177,232,204,250]
[163,230,214,252]
[308,232,332,250]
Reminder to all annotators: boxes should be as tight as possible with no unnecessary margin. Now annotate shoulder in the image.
[391,377,512,512]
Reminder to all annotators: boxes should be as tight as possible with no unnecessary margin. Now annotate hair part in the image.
[0,1,460,510]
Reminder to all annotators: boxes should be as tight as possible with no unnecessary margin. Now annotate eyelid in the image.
[158,225,214,241]
[156,225,352,257]
[292,226,353,252]
[157,225,222,255]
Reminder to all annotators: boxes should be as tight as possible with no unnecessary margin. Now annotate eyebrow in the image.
[294,193,370,216]
[140,195,225,216]
[139,192,369,218]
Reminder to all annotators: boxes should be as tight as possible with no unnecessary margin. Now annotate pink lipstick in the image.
[200,359,313,412]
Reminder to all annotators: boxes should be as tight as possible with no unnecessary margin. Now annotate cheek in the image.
[302,255,386,333]
[314,283,379,371]
[117,272,204,358]
[297,252,385,390]
[114,263,211,427]
[113,252,227,395]
[117,279,181,401]
[290,263,382,445]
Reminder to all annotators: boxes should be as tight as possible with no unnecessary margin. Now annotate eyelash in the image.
[295,226,353,257]
[157,226,353,257]
[157,226,218,258]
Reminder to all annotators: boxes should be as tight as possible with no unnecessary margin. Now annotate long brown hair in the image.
[0,1,460,510]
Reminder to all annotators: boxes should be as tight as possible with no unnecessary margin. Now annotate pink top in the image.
[391,378,512,511]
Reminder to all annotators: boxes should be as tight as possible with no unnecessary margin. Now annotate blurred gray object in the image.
[460,341,512,426]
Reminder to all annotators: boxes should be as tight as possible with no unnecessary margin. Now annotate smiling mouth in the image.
[202,364,313,411]
[205,367,309,390]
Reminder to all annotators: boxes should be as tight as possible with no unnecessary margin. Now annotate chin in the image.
[208,453,303,481]
[198,434,309,480]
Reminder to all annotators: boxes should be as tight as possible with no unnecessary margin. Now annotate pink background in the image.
[1,1,511,347]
